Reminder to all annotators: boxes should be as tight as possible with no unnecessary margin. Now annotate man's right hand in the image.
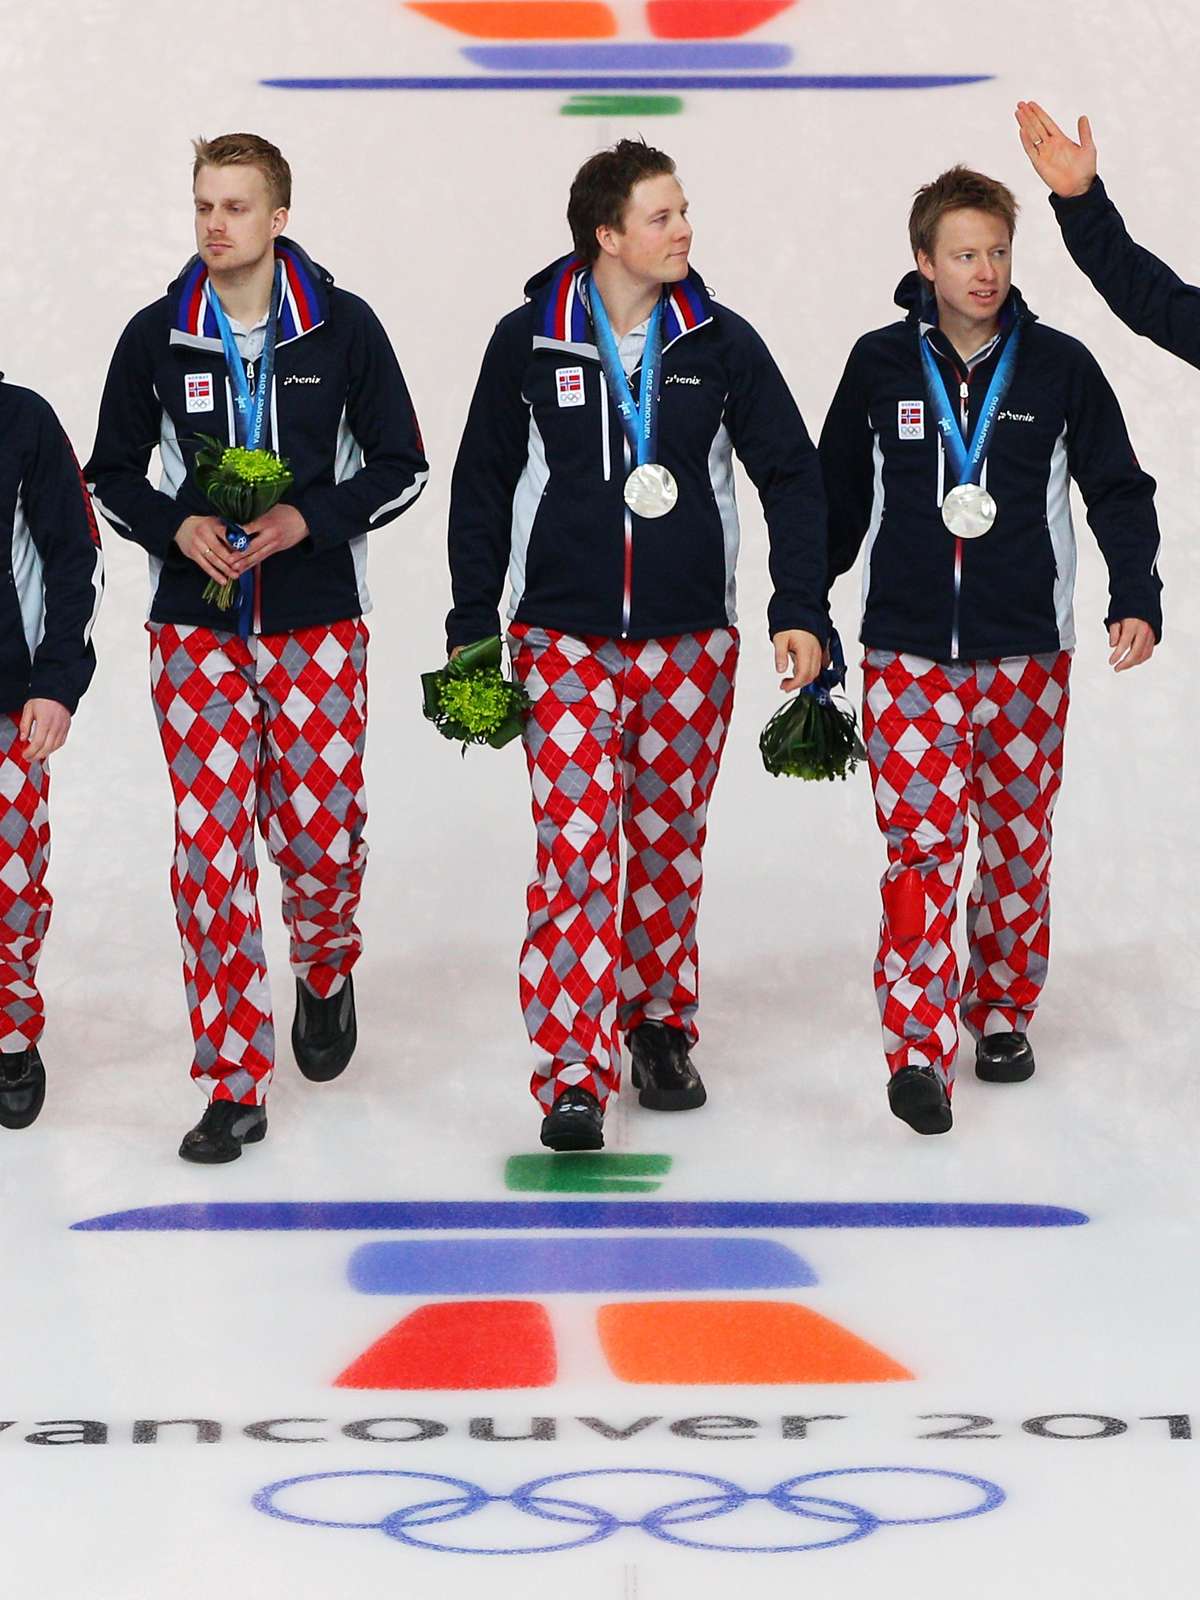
[1015,101,1098,198]
[175,515,239,583]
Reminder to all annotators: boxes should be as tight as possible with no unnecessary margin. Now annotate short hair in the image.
[567,139,677,265]
[192,133,292,211]
[908,165,1018,260]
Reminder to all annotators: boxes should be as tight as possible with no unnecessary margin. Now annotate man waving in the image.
[1016,100,1200,367]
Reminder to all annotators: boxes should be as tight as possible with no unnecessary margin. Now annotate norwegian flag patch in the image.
[898,401,924,440]
[556,366,586,408]
[185,373,214,414]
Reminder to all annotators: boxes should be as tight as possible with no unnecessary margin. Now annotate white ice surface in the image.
[1,2,1198,1595]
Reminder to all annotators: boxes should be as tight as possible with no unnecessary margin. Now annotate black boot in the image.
[292,975,357,1082]
[975,1032,1035,1083]
[0,1045,46,1131]
[179,1100,268,1164]
[628,1021,707,1111]
[540,1087,604,1152]
[888,1064,953,1135]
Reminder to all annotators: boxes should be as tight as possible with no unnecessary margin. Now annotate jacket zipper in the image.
[245,356,265,634]
[596,363,626,631]
[949,375,970,660]
[600,368,612,482]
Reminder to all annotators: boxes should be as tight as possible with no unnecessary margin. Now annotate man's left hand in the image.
[233,503,309,572]
[1108,618,1157,672]
[773,629,824,692]
[19,698,72,764]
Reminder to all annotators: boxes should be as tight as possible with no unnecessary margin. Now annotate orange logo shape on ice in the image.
[599,1301,913,1385]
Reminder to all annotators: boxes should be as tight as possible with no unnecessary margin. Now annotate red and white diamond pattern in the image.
[510,625,738,1111]
[0,715,52,1053]
[863,649,1071,1087]
[149,619,368,1104]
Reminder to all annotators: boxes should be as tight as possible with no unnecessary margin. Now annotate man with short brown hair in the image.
[87,132,427,1162]
[447,139,828,1151]
[820,164,1161,1134]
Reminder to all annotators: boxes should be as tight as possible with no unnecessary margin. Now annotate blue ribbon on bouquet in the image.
[802,626,849,707]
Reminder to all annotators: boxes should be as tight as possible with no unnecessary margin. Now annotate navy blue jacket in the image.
[0,379,102,715]
[819,275,1162,662]
[446,256,828,649]
[1051,177,1200,369]
[86,239,427,634]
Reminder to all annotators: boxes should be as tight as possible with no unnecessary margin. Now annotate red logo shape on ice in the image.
[406,2,798,39]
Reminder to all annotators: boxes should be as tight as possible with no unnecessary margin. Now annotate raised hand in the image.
[1015,101,1097,198]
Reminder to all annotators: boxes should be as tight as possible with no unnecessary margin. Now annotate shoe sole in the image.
[178,1118,268,1165]
[629,1059,707,1112]
[540,1127,605,1153]
[540,1120,604,1153]
[888,1076,953,1135]
[975,1052,1035,1083]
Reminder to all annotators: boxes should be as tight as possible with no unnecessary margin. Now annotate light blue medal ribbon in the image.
[207,261,283,630]
[919,318,1021,537]
[590,284,677,518]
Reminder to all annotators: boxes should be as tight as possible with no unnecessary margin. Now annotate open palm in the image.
[1015,101,1097,198]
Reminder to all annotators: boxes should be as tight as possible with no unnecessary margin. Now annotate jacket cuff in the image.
[446,611,502,652]
[1105,593,1162,642]
[1049,176,1108,219]
[142,505,190,561]
[290,490,344,554]
[26,674,81,715]
[766,604,831,646]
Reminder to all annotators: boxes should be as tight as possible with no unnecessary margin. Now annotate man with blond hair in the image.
[820,165,1161,1134]
[87,133,427,1161]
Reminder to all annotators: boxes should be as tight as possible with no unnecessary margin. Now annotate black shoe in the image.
[975,1032,1035,1083]
[292,975,357,1082]
[179,1100,268,1164]
[540,1087,605,1152]
[888,1065,953,1135]
[0,1046,46,1131]
[628,1021,707,1111]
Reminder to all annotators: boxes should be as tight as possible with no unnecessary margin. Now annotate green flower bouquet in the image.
[194,436,294,610]
[760,629,867,782]
[421,636,531,752]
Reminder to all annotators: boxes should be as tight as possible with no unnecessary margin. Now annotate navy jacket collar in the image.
[168,236,329,350]
[524,254,714,349]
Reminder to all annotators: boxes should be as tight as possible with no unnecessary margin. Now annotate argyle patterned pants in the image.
[863,649,1071,1088]
[150,620,368,1104]
[0,715,51,1053]
[510,626,738,1111]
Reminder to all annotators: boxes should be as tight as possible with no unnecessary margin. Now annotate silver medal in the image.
[941,483,997,539]
[624,463,678,519]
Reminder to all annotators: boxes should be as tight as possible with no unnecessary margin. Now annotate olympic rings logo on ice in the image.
[253,1465,1005,1555]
